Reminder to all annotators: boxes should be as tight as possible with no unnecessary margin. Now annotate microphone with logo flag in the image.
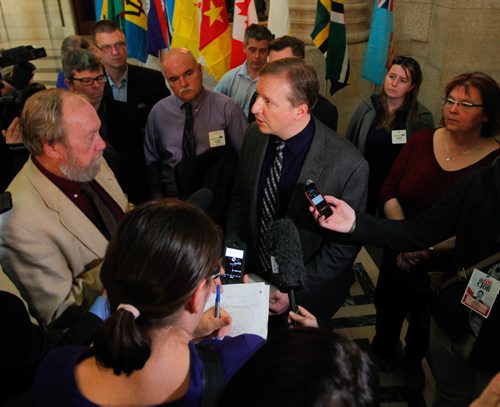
[266,218,306,315]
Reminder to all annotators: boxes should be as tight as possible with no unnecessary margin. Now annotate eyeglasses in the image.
[211,265,221,280]
[69,75,106,86]
[442,97,483,109]
[97,41,127,54]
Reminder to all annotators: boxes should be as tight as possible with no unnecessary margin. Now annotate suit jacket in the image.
[102,64,169,203]
[103,63,170,132]
[0,159,128,331]
[227,118,369,318]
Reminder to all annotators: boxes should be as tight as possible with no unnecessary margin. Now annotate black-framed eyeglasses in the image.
[69,75,107,86]
[442,97,483,109]
[97,41,127,54]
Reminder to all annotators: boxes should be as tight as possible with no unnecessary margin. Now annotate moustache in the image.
[179,86,194,95]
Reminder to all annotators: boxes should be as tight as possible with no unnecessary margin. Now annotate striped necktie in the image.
[258,140,285,274]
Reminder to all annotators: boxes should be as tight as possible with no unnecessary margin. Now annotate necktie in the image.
[258,140,285,274]
[182,102,196,158]
[80,182,117,239]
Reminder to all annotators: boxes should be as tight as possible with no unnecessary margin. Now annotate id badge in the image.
[391,129,407,144]
[461,268,500,318]
[208,130,226,148]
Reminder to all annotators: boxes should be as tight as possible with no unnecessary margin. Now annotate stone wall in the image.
[290,0,500,135]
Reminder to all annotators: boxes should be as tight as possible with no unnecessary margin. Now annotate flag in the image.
[165,0,175,47]
[268,0,289,37]
[95,0,123,22]
[147,0,169,56]
[122,0,149,62]
[171,0,200,58]
[230,0,258,68]
[199,0,231,80]
[311,0,350,95]
[361,0,394,86]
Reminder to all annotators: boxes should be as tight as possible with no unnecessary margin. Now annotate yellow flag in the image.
[171,0,200,58]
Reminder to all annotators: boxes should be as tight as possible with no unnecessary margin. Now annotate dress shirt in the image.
[214,62,257,116]
[145,87,248,169]
[106,67,128,102]
[257,117,315,220]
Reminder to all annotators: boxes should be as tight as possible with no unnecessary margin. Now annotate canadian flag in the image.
[230,0,258,69]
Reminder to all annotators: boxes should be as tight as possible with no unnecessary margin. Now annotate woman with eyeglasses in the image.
[34,199,264,406]
[370,71,500,402]
[346,56,434,214]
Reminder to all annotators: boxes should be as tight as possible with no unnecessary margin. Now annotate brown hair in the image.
[93,199,222,375]
[444,72,500,137]
[20,88,66,156]
[260,58,319,111]
[378,56,423,130]
[268,36,305,59]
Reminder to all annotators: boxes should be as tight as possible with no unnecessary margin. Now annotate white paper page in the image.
[206,282,270,339]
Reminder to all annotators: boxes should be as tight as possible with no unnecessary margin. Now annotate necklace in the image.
[445,141,474,161]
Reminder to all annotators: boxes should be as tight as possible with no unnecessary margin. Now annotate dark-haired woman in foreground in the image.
[35,199,264,406]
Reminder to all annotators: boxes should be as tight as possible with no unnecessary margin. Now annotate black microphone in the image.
[266,218,306,315]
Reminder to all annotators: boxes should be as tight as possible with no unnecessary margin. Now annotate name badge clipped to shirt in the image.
[391,129,407,144]
[461,268,500,318]
[208,130,226,148]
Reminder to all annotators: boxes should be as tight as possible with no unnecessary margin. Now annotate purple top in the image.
[34,334,263,406]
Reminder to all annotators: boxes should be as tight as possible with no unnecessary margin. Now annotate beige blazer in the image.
[0,158,128,330]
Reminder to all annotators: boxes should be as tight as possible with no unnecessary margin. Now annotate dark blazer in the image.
[102,64,170,203]
[227,118,369,318]
[103,63,170,132]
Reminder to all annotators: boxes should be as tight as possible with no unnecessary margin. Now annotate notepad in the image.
[206,282,270,339]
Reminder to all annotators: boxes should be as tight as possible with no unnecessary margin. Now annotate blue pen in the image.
[214,284,221,318]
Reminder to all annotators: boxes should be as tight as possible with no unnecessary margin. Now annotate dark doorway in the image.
[72,0,96,35]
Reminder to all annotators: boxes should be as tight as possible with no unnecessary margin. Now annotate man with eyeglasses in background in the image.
[91,20,170,136]
[92,20,170,204]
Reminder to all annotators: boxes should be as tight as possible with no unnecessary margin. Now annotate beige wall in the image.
[0,0,75,42]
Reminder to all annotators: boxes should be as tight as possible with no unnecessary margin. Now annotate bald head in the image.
[162,48,203,102]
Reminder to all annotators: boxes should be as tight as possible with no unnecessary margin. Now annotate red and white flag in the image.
[230,0,258,69]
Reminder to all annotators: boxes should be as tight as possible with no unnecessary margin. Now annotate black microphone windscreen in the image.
[266,218,306,291]
[187,188,214,212]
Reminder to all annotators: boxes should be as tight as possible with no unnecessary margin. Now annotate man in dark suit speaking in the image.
[227,58,368,322]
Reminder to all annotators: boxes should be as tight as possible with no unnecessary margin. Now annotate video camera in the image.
[0,45,47,130]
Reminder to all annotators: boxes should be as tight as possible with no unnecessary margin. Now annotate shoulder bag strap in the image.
[440,251,500,291]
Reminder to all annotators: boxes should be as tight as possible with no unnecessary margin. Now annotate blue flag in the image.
[361,0,394,86]
[123,0,149,62]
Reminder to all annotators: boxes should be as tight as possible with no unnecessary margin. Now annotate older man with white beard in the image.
[0,89,129,334]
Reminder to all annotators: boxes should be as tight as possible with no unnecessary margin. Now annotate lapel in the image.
[248,128,269,241]
[287,119,326,221]
[25,160,124,257]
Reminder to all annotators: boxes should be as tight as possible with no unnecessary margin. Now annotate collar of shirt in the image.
[32,155,82,196]
[174,87,208,114]
[107,66,128,102]
[281,116,315,158]
[238,62,256,82]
